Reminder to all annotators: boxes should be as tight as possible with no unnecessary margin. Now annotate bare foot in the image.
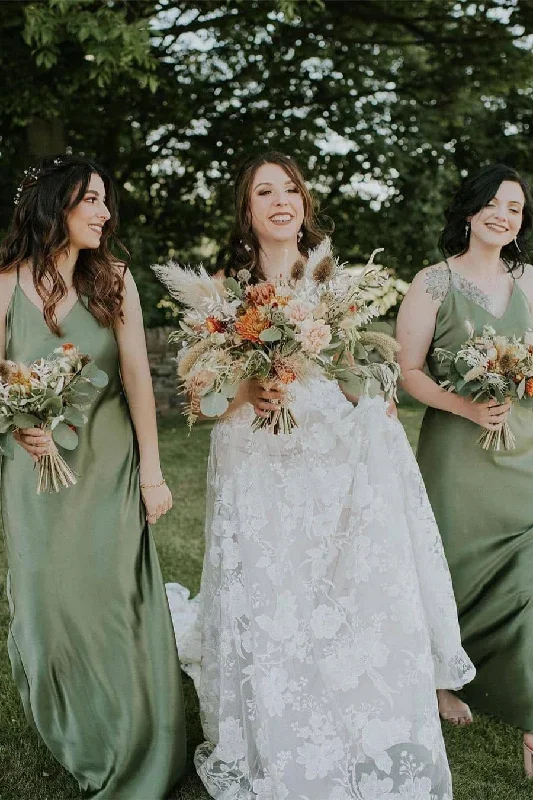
[437,689,473,726]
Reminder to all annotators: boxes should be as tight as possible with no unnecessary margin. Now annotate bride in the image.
[166,152,475,800]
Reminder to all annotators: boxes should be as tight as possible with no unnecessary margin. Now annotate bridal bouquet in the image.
[436,324,533,450]
[0,344,108,492]
[152,239,401,434]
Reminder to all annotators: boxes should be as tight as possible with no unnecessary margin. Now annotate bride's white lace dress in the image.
[167,378,475,800]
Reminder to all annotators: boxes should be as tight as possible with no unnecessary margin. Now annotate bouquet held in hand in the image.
[0,344,108,492]
[152,238,401,434]
[436,323,533,451]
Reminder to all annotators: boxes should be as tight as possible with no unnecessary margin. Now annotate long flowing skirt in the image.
[168,380,475,799]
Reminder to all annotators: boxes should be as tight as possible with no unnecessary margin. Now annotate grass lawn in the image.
[0,404,531,799]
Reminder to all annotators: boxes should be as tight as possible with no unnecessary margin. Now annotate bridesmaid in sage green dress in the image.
[396,164,533,776]
[0,156,186,797]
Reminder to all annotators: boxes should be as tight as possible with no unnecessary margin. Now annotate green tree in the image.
[2,0,533,324]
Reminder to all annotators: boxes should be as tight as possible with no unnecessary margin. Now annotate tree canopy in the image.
[1,0,532,324]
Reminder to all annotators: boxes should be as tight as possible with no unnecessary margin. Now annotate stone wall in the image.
[145,326,181,413]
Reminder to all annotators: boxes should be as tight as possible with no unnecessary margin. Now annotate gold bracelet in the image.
[140,478,166,490]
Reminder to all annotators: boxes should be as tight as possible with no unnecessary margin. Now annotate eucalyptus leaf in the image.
[13,412,41,429]
[220,381,238,399]
[81,362,98,378]
[42,396,63,415]
[224,277,243,298]
[63,406,86,426]
[259,327,282,342]
[87,369,108,389]
[52,421,79,450]
[200,392,230,418]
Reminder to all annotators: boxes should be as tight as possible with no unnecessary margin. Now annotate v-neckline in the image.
[16,283,81,327]
[449,269,516,321]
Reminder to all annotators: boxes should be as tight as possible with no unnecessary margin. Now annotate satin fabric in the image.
[1,283,186,798]
[418,272,533,730]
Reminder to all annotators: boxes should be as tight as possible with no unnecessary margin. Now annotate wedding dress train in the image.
[167,379,474,799]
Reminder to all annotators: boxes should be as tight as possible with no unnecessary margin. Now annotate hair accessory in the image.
[14,157,65,206]
[14,166,41,206]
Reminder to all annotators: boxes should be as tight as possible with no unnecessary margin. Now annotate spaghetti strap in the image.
[15,265,20,285]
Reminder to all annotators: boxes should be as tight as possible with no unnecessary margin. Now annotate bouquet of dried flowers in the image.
[0,344,108,492]
[152,238,401,434]
[435,323,533,450]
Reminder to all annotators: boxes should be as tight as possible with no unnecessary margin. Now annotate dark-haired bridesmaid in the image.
[396,164,533,776]
[0,156,186,797]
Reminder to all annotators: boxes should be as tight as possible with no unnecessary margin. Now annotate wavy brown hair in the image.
[216,151,332,280]
[0,154,128,336]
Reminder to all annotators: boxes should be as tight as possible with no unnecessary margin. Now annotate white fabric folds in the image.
[168,379,475,800]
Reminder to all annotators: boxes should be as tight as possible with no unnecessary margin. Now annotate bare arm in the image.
[396,267,510,429]
[115,270,171,523]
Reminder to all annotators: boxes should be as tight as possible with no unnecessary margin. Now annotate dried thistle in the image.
[290,257,306,282]
[358,331,401,363]
[313,256,335,284]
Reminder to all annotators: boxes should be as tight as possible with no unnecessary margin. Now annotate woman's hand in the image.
[141,479,173,525]
[13,427,51,461]
[462,398,512,430]
[243,379,286,418]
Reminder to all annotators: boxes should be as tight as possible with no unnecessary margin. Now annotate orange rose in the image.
[234,307,271,343]
[245,283,276,306]
[526,378,533,398]
[62,343,76,352]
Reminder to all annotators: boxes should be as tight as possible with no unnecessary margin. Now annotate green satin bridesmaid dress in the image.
[0,277,187,798]
[418,263,533,731]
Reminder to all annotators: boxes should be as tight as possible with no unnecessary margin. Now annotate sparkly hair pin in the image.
[14,157,65,206]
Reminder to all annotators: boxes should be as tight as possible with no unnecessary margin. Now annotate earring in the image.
[240,239,252,253]
[514,236,521,253]
[464,222,470,239]
[297,229,303,243]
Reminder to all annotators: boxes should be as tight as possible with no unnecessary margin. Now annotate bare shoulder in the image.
[0,270,17,317]
[407,261,450,303]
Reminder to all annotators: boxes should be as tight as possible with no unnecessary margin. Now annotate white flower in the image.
[216,716,246,763]
[361,717,412,774]
[256,591,299,641]
[310,604,344,639]
[296,736,344,779]
[295,318,332,354]
[357,771,394,799]
[525,330,533,346]
[397,776,432,799]
[485,347,498,360]
[221,538,241,570]
[260,667,289,717]
[463,364,486,382]
[285,298,314,324]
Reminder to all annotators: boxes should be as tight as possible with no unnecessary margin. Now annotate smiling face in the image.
[248,163,305,247]
[469,180,524,249]
[65,172,110,251]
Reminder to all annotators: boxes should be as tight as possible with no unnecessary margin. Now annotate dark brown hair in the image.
[439,163,532,274]
[216,151,332,280]
[0,154,128,335]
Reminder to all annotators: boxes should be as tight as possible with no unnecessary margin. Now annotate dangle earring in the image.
[297,229,303,243]
[240,239,252,253]
[464,221,470,240]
